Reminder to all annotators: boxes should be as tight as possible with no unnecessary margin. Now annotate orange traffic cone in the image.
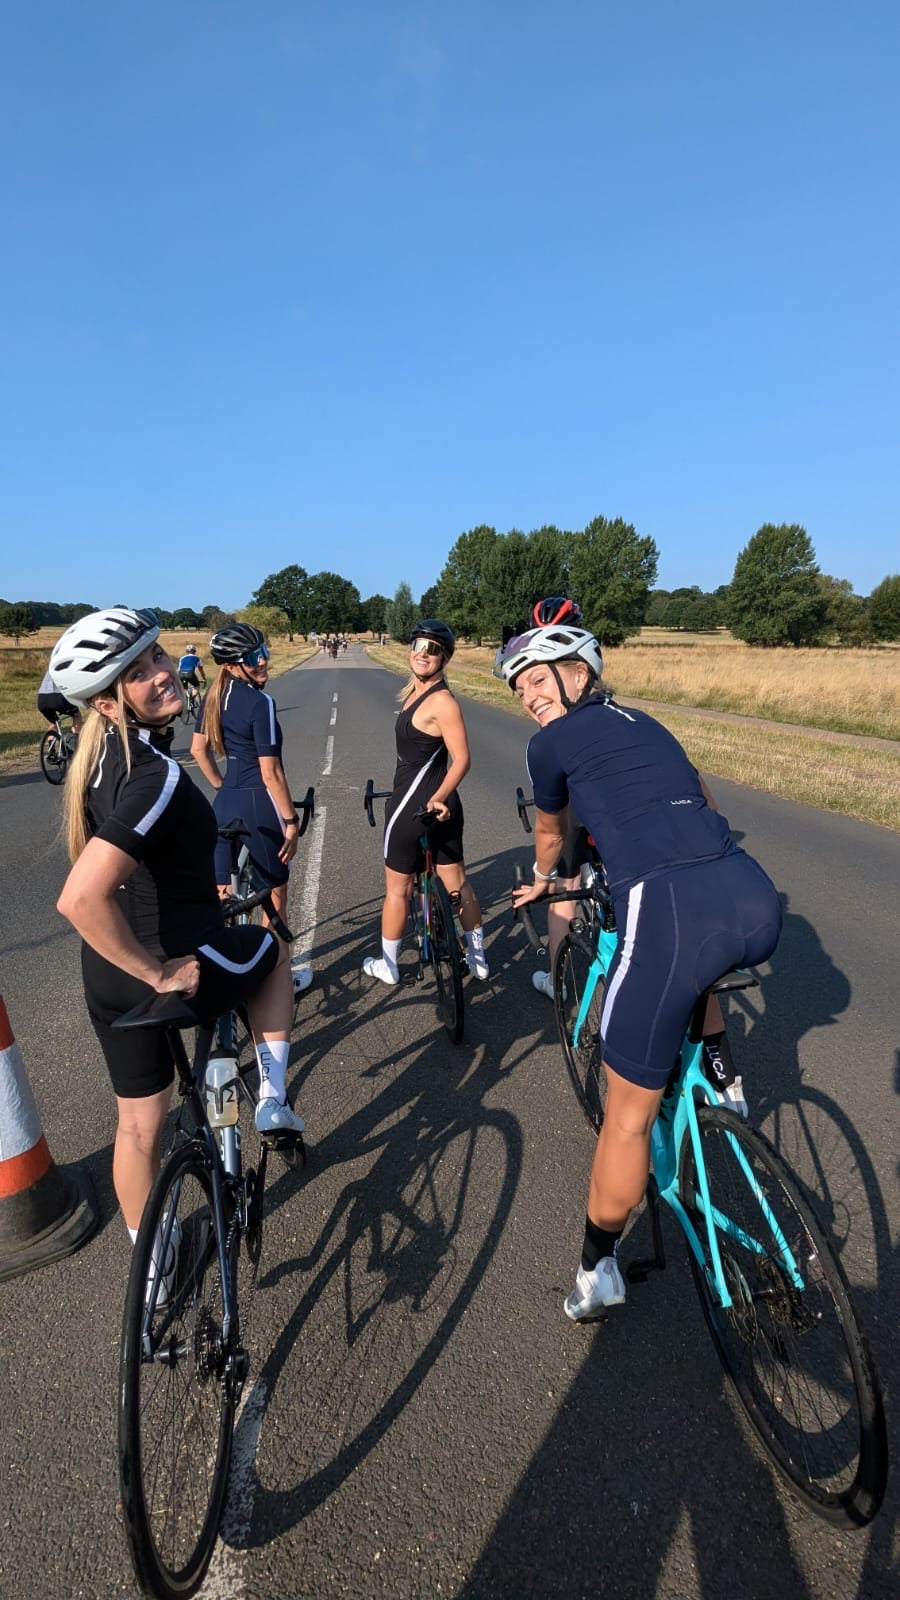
[0,994,97,1281]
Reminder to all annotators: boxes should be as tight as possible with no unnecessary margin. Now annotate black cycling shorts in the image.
[82,925,279,1098]
[383,789,464,874]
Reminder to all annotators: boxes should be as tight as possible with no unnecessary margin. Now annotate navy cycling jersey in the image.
[197,675,282,789]
[87,722,222,957]
[526,695,737,896]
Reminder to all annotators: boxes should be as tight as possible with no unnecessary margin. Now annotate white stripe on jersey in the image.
[600,880,644,1038]
[383,749,440,863]
[198,933,275,974]
[132,728,181,836]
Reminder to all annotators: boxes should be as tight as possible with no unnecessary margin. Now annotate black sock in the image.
[581,1216,623,1272]
[702,1030,736,1089]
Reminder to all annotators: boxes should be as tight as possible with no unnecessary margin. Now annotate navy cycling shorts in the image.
[213,786,289,889]
[598,852,782,1091]
[83,924,280,1098]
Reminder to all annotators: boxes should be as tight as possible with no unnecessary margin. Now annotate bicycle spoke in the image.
[555,933,606,1132]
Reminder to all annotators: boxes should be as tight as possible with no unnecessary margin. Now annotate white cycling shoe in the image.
[291,961,314,995]
[564,1256,626,1322]
[532,970,554,999]
[255,1097,305,1138]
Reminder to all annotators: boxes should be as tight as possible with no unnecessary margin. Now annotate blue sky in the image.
[2,2,897,614]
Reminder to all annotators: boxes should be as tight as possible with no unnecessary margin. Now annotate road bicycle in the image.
[512,793,888,1528]
[179,679,203,724]
[39,713,77,785]
[364,777,465,1043]
[114,876,302,1600]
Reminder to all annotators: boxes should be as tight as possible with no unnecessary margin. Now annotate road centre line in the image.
[322,736,334,775]
[291,803,326,969]
[201,1379,268,1598]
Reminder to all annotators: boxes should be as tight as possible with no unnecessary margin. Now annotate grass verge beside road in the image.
[366,642,900,832]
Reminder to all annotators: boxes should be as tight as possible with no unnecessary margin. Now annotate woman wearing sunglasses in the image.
[191,622,313,1006]
[363,619,489,986]
[51,608,295,1249]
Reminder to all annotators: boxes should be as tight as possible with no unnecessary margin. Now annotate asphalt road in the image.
[0,649,897,1600]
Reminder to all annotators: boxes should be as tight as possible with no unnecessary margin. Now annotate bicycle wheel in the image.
[428,876,465,1044]
[39,729,67,784]
[679,1106,887,1526]
[119,1140,241,1598]
[554,931,607,1132]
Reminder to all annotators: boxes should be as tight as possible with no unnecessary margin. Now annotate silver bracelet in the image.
[533,862,558,882]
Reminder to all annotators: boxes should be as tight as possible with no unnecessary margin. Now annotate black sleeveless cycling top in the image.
[391,680,449,791]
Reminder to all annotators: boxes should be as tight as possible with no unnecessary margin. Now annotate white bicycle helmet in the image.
[49,607,161,706]
[493,624,603,686]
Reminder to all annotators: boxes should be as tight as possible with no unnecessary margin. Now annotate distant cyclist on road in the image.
[363,619,489,986]
[190,622,313,997]
[50,607,297,1255]
[496,620,781,1322]
[36,667,83,735]
[177,643,207,700]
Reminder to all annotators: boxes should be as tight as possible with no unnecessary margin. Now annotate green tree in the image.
[237,604,293,639]
[170,607,205,631]
[728,524,827,646]
[436,524,498,639]
[568,516,658,646]
[480,531,533,638]
[523,525,569,618]
[816,576,872,645]
[201,604,232,633]
[680,593,722,632]
[0,601,38,644]
[385,581,415,642]
[644,590,671,626]
[868,574,900,641]
[360,594,389,635]
[307,571,362,633]
[417,584,440,617]
[252,565,311,634]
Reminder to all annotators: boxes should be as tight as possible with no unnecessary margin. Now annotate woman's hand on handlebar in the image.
[154,955,201,997]
[511,877,550,909]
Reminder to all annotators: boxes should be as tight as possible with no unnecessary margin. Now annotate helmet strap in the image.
[550,663,574,711]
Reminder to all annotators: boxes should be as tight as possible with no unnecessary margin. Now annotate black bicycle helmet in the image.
[532,596,582,627]
[209,623,266,664]
[408,619,456,659]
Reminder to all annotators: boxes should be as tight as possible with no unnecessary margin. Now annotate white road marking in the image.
[291,803,326,966]
[198,1379,267,1597]
[322,736,334,775]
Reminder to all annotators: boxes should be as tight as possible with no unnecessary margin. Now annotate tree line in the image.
[2,522,897,650]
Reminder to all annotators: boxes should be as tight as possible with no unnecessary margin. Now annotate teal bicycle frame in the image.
[563,920,805,1310]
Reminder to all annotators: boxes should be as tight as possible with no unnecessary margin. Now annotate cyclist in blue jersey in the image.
[497,622,782,1322]
[190,622,313,997]
[177,644,207,694]
[50,608,297,1254]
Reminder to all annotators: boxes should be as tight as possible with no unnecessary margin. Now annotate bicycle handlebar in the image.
[515,786,534,834]
[221,884,296,944]
[364,777,392,827]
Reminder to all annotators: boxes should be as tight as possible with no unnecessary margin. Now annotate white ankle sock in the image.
[256,1038,290,1102]
[381,937,402,976]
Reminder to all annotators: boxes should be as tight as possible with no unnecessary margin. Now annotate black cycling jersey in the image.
[526,695,737,897]
[383,681,464,873]
[87,722,222,957]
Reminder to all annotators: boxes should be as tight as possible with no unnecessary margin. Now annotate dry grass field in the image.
[366,637,900,832]
[0,627,316,760]
[3,625,898,828]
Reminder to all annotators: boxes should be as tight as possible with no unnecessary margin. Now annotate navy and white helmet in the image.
[493,624,603,687]
[209,623,265,664]
[49,607,161,706]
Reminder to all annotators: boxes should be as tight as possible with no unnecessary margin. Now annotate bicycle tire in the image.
[679,1106,887,1526]
[119,1140,240,1597]
[554,931,607,1132]
[39,728,67,785]
[428,875,465,1044]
